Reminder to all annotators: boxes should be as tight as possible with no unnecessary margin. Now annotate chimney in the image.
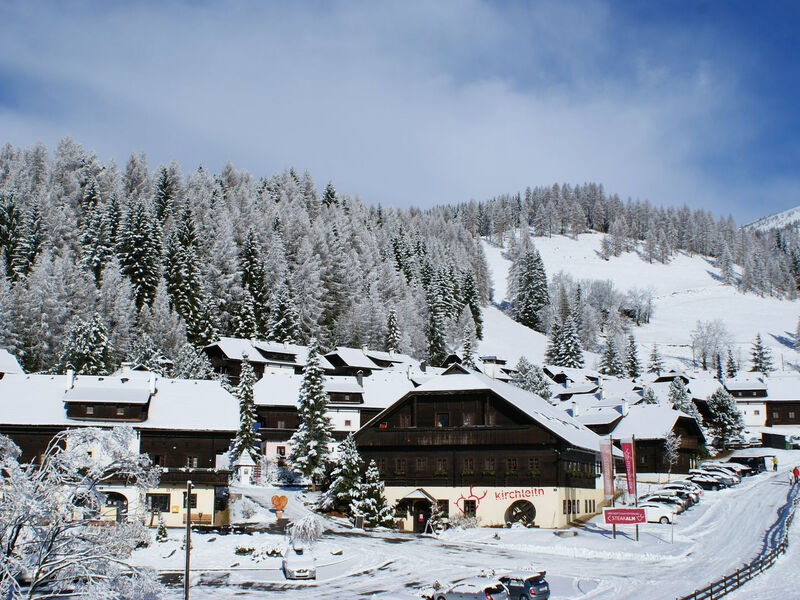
[66,369,75,391]
[119,361,133,373]
[420,360,427,373]
[571,401,579,417]
[356,370,364,387]
[149,372,157,395]
[407,365,412,380]
[362,345,369,354]
[284,341,289,349]
[621,400,629,416]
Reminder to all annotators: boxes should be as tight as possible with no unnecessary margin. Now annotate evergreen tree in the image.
[238,229,270,333]
[425,284,448,367]
[171,342,216,380]
[642,386,658,404]
[156,514,168,543]
[0,194,21,279]
[749,333,774,374]
[507,244,549,332]
[511,356,552,401]
[669,378,702,423]
[647,344,664,376]
[558,316,584,368]
[232,289,259,339]
[320,434,363,513]
[11,201,44,278]
[715,353,724,381]
[58,313,111,375]
[385,309,401,354]
[322,181,337,206]
[152,165,178,222]
[462,313,476,369]
[266,279,300,343]
[725,348,738,378]
[350,460,395,528]
[232,355,260,461]
[625,334,641,378]
[289,339,333,487]
[116,198,162,308]
[706,387,744,449]
[599,337,625,377]
[460,269,483,339]
[544,322,562,365]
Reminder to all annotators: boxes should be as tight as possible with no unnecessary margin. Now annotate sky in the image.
[0,0,798,222]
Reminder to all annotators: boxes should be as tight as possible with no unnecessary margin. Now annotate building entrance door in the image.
[413,500,432,533]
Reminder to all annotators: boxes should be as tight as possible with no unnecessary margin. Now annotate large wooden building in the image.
[354,364,612,531]
[0,367,238,528]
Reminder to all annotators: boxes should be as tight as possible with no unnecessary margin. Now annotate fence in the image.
[676,487,799,600]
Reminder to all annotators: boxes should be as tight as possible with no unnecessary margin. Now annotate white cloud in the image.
[0,0,795,221]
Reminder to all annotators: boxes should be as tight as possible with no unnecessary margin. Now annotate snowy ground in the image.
[141,451,800,599]
[480,233,800,372]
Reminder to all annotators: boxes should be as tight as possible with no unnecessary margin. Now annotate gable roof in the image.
[364,364,608,454]
[609,404,701,441]
[0,349,23,375]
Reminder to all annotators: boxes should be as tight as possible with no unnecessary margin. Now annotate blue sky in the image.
[0,1,797,222]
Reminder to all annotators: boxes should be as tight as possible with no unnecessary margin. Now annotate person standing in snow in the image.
[773,456,778,472]
[792,466,799,484]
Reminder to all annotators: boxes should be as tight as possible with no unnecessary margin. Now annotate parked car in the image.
[687,474,726,491]
[669,480,704,496]
[656,487,698,505]
[698,466,740,485]
[638,502,677,524]
[282,545,317,580]
[434,578,510,600]
[689,469,736,487]
[498,571,550,600]
[704,461,752,477]
[638,495,687,512]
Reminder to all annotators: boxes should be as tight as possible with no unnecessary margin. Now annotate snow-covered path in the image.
[158,463,799,599]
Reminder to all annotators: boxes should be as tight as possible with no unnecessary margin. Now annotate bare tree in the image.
[663,430,682,474]
[690,320,732,371]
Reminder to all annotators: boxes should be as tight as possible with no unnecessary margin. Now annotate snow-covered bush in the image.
[350,460,395,528]
[0,426,163,599]
[288,515,323,546]
[448,513,482,529]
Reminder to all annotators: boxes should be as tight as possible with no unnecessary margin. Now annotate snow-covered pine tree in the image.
[172,342,216,380]
[320,434,363,513]
[718,244,735,285]
[795,316,800,350]
[322,181,337,206]
[425,282,448,367]
[238,229,270,333]
[156,513,168,542]
[749,333,774,374]
[599,337,624,377]
[544,320,561,365]
[385,309,401,354]
[625,334,640,378]
[58,313,112,375]
[705,387,744,449]
[152,164,178,223]
[506,245,549,332]
[669,378,702,423]
[350,460,395,529]
[232,355,260,461]
[725,348,738,377]
[266,279,300,343]
[0,194,21,279]
[289,339,333,487]
[511,356,553,401]
[663,430,681,473]
[647,344,664,375]
[715,353,724,381]
[642,386,658,404]
[558,315,584,368]
[116,197,162,309]
[460,269,483,339]
[232,288,259,339]
[11,200,44,279]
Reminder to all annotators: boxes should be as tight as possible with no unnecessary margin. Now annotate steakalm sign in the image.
[603,507,645,524]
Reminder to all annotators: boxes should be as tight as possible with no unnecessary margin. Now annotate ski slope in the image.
[480,233,800,372]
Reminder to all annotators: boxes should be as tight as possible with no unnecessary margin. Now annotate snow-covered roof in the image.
[325,347,382,370]
[254,370,415,410]
[64,383,152,405]
[576,406,624,427]
[763,375,800,402]
[363,349,415,365]
[686,376,723,401]
[204,337,335,371]
[0,373,238,432]
[724,375,767,392]
[609,404,693,440]
[397,365,608,454]
[543,364,601,382]
[0,349,23,375]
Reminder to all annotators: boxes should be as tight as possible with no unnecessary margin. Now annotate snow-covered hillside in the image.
[745,205,800,232]
[480,232,800,372]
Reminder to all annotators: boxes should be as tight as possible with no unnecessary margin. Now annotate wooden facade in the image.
[355,389,601,490]
[65,402,148,422]
[765,402,800,426]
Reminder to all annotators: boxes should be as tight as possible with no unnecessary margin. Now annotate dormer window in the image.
[85,406,94,415]
[116,407,125,416]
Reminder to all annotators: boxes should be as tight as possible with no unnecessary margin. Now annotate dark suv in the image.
[498,571,550,600]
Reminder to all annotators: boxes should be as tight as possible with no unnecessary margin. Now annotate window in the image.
[507,457,518,472]
[437,499,449,516]
[186,456,199,468]
[639,455,646,465]
[85,406,94,415]
[563,500,568,515]
[529,457,540,471]
[462,457,474,473]
[344,419,352,427]
[277,446,286,457]
[790,412,796,419]
[463,499,477,517]
[772,411,780,419]
[395,458,406,474]
[436,413,450,427]
[754,410,760,415]
[399,414,411,427]
[276,420,286,429]
[752,391,757,397]
[152,455,164,466]
[116,407,125,416]
[416,457,427,472]
[463,412,474,426]
[146,493,170,512]
[483,457,495,473]
[377,458,386,473]
[182,493,197,509]
[487,409,496,426]
[343,394,350,401]
[436,457,447,473]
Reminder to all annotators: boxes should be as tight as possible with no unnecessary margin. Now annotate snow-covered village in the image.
[2,3,800,600]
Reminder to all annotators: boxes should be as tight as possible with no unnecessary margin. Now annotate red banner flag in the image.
[600,439,613,499]
[621,439,636,496]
